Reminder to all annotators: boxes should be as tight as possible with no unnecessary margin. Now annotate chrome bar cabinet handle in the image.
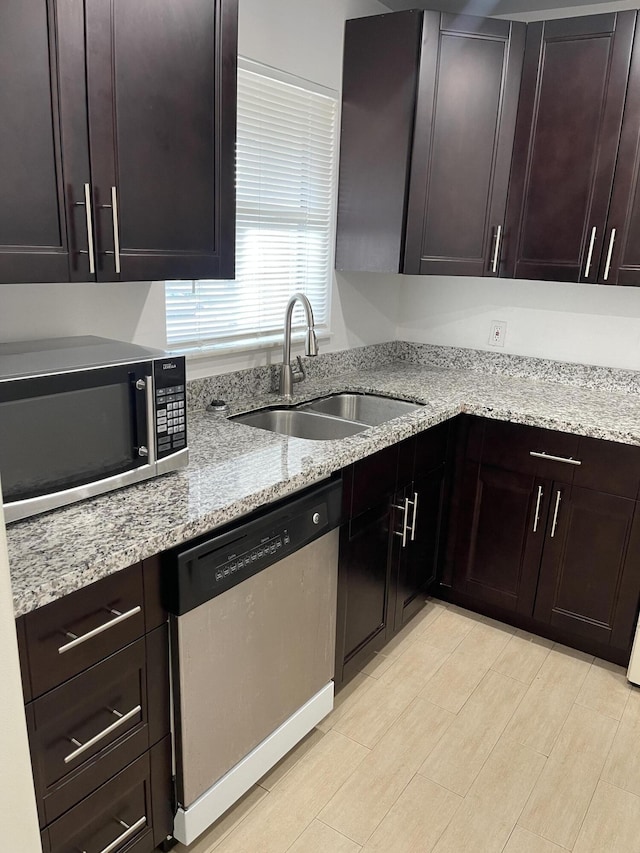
[408,491,418,541]
[92,815,147,853]
[74,184,96,274]
[584,226,597,278]
[111,185,121,274]
[393,498,410,548]
[529,451,581,466]
[491,225,502,274]
[532,485,543,533]
[83,183,95,274]
[550,490,562,538]
[603,228,616,281]
[64,705,142,764]
[58,605,141,654]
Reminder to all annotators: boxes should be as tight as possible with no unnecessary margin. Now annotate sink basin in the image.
[232,408,367,440]
[298,393,422,425]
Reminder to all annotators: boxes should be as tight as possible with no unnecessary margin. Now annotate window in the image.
[165,60,338,352]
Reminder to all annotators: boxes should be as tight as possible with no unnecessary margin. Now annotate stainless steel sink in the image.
[297,393,422,425]
[232,408,367,440]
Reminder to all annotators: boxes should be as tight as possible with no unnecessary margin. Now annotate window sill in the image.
[168,329,333,362]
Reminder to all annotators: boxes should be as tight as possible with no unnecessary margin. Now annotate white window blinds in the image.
[165,61,338,351]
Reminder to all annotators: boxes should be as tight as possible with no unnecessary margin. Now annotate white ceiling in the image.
[382,0,624,15]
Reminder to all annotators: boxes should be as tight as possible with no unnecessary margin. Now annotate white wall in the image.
[0,281,168,349]
[0,0,395,379]
[397,275,640,370]
[238,0,389,91]
[497,0,639,21]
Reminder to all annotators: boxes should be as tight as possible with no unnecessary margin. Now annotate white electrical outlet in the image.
[489,321,507,347]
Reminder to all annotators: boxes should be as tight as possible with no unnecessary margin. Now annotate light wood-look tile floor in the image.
[175,600,640,853]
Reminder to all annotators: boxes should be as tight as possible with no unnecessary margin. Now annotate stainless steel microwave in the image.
[0,336,188,523]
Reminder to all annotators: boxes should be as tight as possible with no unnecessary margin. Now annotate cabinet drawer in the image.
[474,418,580,478]
[44,752,155,853]
[28,631,169,826]
[24,563,145,697]
[574,435,640,499]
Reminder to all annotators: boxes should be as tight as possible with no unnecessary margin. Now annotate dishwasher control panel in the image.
[215,531,291,584]
[166,478,342,615]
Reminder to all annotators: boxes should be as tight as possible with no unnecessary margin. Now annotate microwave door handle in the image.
[134,375,156,465]
[143,375,156,465]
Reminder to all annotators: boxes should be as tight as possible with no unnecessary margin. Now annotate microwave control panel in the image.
[153,356,187,459]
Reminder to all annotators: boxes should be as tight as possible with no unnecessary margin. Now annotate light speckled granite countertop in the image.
[7,354,640,617]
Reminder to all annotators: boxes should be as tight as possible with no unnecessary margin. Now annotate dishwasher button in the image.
[312,512,321,525]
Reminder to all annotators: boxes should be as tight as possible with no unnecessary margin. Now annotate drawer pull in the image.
[58,605,142,654]
[529,451,581,466]
[64,704,142,764]
[84,814,147,853]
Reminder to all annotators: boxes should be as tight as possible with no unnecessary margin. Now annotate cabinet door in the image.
[85,0,237,281]
[534,485,640,652]
[503,12,636,283]
[598,22,640,286]
[0,0,92,283]
[335,11,423,273]
[394,466,446,631]
[453,462,548,615]
[404,14,525,276]
[335,502,394,687]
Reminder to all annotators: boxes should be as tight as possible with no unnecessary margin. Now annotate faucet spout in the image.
[280,293,318,398]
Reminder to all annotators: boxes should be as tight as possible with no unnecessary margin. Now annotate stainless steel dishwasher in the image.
[164,478,342,845]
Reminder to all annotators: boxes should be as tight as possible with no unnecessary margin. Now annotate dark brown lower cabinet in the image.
[394,464,447,631]
[27,627,169,827]
[41,739,171,853]
[452,462,546,616]
[446,417,640,665]
[335,423,451,688]
[534,485,640,652]
[19,558,174,851]
[335,485,396,688]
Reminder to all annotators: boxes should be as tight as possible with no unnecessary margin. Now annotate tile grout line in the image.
[319,695,454,846]
[598,777,640,799]
[515,698,622,852]
[416,668,531,800]
[314,815,363,849]
[209,786,273,852]
[488,629,553,687]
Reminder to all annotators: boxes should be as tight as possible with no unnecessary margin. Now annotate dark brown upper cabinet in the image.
[404,15,525,277]
[597,22,640,286]
[503,12,637,284]
[0,0,92,283]
[0,0,237,285]
[335,10,525,276]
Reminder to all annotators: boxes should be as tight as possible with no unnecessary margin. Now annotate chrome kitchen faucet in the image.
[280,292,318,398]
